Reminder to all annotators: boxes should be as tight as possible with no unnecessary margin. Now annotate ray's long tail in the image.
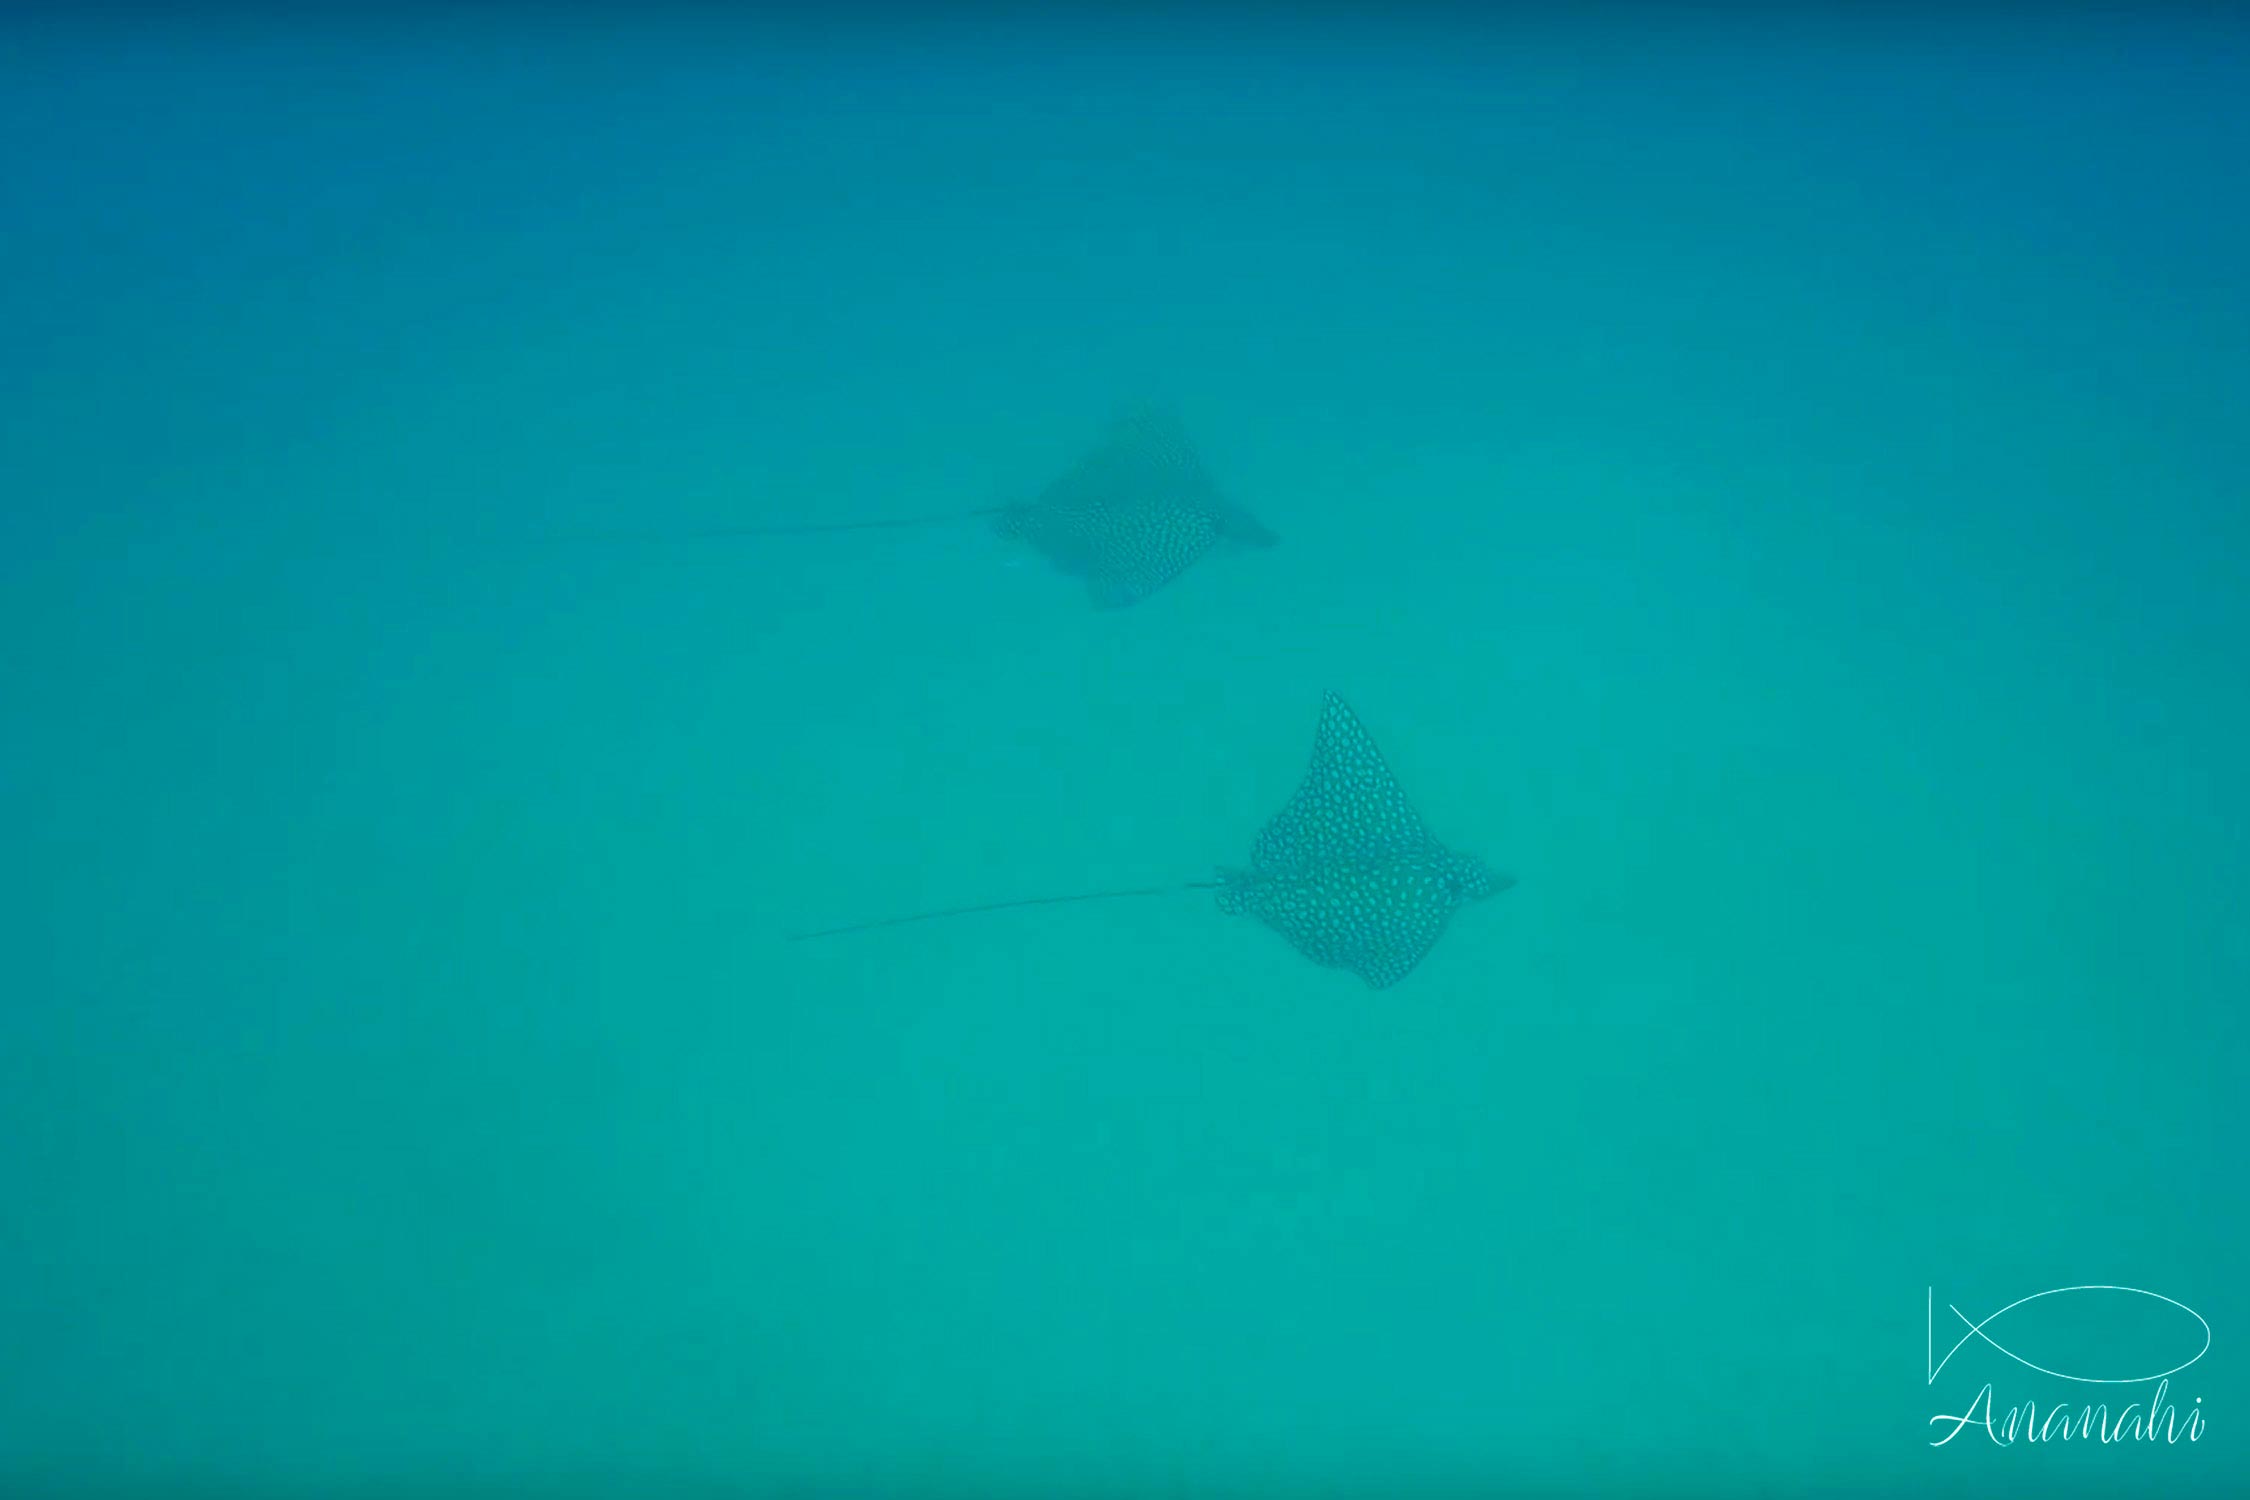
[788,879,1225,942]
[525,505,1010,549]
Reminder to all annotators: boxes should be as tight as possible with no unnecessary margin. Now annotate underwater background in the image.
[2,7,2244,1497]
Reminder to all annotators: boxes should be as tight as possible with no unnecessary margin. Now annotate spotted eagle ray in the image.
[987,407,1277,608]
[564,408,1275,609]
[792,692,1512,988]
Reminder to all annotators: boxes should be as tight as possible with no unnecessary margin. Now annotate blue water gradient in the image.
[3,9,2244,1497]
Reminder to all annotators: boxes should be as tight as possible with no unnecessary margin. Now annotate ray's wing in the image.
[1222,855,1460,989]
[1081,500,1223,607]
[1250,692,1432,877]
[1056,407,1217,509]
[1110,407,1278,549]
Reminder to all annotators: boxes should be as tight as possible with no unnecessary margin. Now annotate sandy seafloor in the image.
[2,9,2245,1498]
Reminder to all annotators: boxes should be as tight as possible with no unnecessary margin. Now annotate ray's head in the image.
[1439,851,1515,905]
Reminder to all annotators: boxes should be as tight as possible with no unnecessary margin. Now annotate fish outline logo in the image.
[1928,1285,2211,1387]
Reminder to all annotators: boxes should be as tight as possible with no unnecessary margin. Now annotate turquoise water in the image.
[3,11,2244,1497]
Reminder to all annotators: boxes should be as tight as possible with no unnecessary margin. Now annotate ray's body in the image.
[991,408,1278,609]
[1214,693,1508,988]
